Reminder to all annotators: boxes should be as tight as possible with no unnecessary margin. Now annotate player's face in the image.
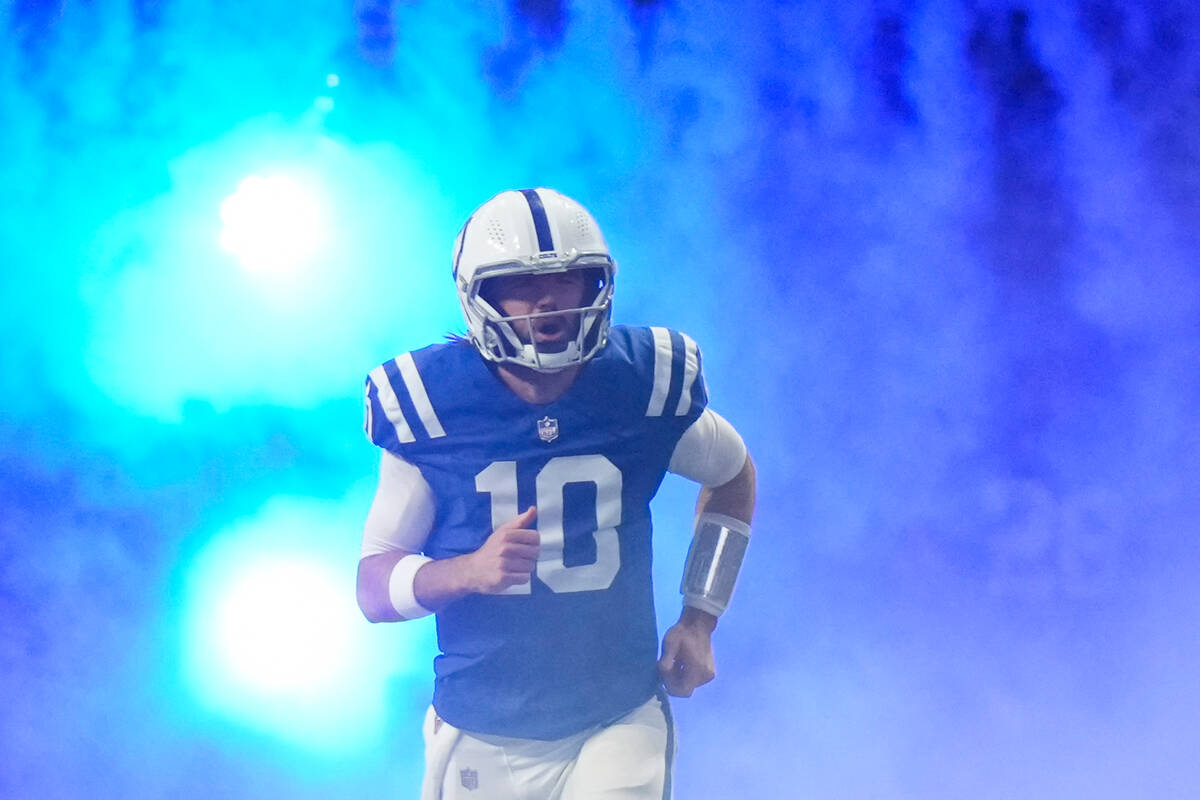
[487,271,589,351]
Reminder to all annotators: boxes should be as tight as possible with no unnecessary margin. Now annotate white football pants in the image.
[421,694,675,800]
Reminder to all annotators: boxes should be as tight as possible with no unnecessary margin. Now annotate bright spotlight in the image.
[179,497,432,752]
[219,174,328,273]
[210,556,356,695]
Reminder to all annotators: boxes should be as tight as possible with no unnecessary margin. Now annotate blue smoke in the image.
[2,1,1197,797]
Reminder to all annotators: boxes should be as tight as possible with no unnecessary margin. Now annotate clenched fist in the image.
[467,506,540,594]
[658,608,717,697]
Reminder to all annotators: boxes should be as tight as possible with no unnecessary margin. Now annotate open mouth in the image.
[532,316,568,341]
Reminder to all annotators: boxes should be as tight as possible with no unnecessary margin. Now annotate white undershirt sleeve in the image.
[668,407,748,487]
[361,450,437,557]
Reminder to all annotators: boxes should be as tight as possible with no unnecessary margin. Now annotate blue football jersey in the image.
[363,325,708,740]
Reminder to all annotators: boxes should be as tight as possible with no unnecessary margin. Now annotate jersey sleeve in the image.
[668,407,748,486]
[363,352,449,454]
[361,450,436,557]
[640,327,709,423]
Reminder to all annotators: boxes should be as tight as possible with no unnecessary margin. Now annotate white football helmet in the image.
[452,188,617,372]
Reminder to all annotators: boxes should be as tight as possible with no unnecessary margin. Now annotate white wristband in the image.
[388,553,435,619]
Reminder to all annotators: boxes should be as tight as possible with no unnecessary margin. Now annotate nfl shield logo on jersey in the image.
[460,768,479,791]
[537,416,559,443]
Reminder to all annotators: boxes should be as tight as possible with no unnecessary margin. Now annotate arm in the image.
[357,507,540,621]
[697,450,757,521]
[355,451,541,622]
[356,451,434,622]
[659,407,757,696]
[675,452,758,631]
[659,454,756,695]
[357,549,418,623]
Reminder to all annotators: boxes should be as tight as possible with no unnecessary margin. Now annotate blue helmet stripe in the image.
[520,189,555,253]
[453,214,473,277]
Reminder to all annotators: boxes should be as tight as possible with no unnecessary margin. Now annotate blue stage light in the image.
[178,496,434,753]
[81,130,459,422]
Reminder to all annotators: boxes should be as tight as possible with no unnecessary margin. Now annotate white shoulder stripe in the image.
[363,380,374,436]
[675,333,700,416]
[395,353,446,439]
[368,365,416,444]
[646,327,674,417]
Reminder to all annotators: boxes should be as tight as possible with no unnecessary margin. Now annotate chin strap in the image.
[481,308,599,373]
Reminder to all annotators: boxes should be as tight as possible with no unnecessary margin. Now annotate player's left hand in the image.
[658,609,717,697]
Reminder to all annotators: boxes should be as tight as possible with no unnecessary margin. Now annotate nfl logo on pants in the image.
[460,768,479,791]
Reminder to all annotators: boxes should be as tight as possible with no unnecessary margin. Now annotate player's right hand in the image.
[468,506,539,594]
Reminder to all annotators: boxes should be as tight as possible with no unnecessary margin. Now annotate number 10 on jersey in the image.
[475,455,622,594]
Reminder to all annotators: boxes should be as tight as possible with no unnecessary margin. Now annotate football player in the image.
[358,188,756,799]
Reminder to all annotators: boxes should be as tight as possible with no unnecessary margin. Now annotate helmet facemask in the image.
[462,256,615,373]
[452,188,618,373]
